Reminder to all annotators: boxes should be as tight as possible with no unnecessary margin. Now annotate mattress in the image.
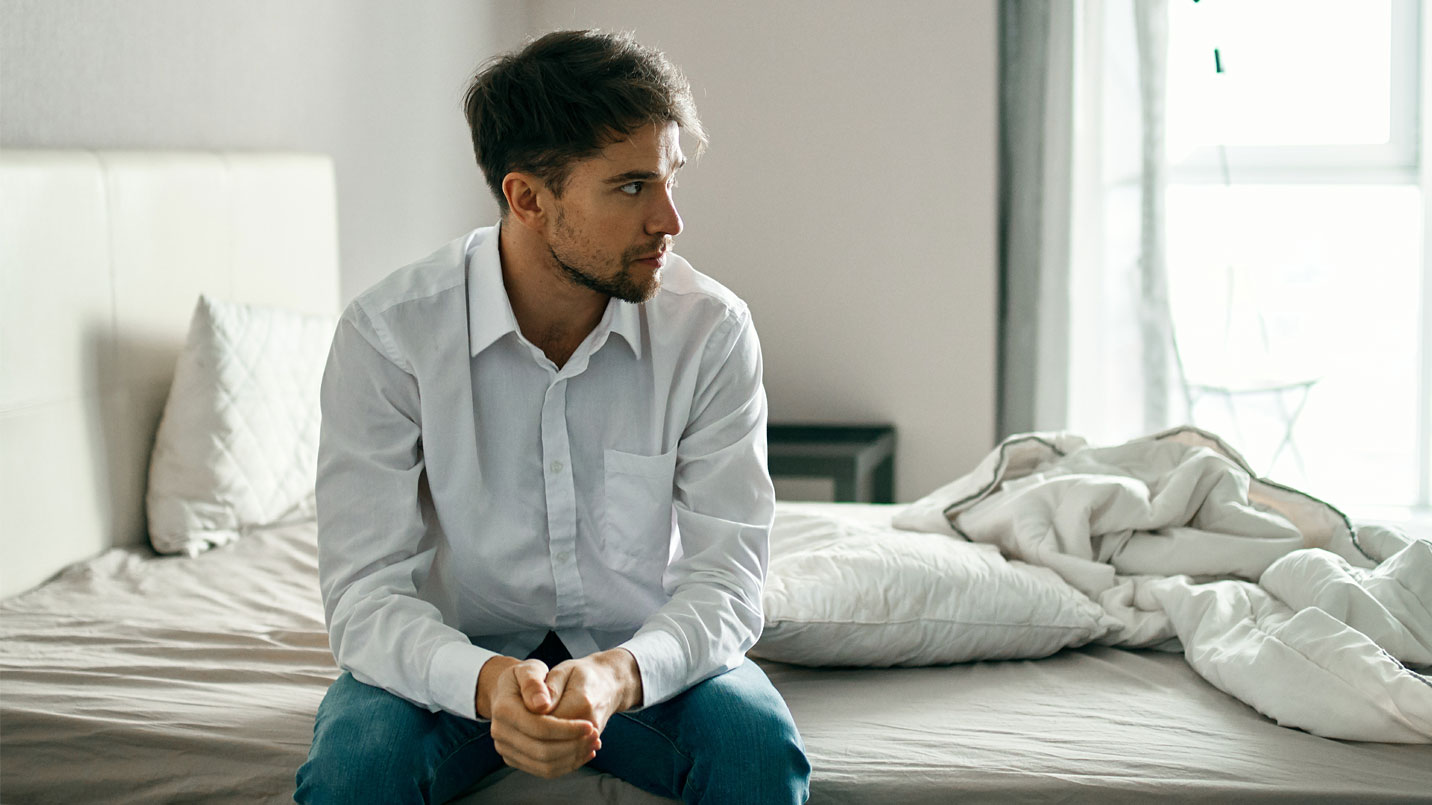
[2,511,1430,804]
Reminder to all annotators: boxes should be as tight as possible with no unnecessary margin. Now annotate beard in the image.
[548,209,669,304]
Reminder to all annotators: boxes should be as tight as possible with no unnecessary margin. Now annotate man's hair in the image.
[464,29,706,214]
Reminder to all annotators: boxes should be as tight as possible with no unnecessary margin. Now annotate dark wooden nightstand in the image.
[766,423,896,503]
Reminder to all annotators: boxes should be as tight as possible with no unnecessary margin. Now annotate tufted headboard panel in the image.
[0,150,340,596]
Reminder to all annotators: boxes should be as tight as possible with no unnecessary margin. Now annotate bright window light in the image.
[1166,184,1422,505]
[1167,0,1392,154]
[1156,0,1428,509]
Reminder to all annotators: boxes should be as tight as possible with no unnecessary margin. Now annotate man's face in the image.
[544,121,685,303]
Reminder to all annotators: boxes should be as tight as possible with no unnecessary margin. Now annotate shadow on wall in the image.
[88,323,179,555]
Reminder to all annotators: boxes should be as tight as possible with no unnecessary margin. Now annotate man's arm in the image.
[317,309,499,719]
[616,308,775,708]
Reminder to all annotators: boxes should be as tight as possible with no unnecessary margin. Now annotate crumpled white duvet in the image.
[894,426,1432,743]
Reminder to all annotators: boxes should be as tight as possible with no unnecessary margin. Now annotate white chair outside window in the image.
[1172,259,1321,477]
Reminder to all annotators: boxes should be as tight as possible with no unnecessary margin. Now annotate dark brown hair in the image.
[464,29,706,214]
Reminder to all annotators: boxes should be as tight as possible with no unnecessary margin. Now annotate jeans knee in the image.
[690,705,811,804]
[295,674,440,805]
[755,720,811,802]
[295,727,426,805]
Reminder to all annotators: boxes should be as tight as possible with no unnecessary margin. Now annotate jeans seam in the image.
[610,712,691,764]
[610,711,699,801]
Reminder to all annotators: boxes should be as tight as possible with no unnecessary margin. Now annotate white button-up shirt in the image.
[316,225,775,720]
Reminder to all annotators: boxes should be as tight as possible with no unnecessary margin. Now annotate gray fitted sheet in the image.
[2,514,1429,804]
[765,650,1432,803]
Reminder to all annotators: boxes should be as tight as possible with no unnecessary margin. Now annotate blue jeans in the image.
[295,659,810,804]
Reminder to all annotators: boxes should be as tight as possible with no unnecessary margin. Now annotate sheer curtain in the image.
[999,0,1174,441]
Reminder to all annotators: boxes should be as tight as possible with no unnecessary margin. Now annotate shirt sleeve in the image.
[619,308,775,706]
[316,306,497,720]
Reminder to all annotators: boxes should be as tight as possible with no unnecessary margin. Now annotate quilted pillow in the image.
[146,295,335,555]
[751,505,1118,667]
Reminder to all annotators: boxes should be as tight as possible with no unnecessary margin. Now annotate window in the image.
[1163,0,1428,511]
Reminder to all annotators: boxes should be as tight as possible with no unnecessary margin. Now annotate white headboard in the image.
[0,150,341,597]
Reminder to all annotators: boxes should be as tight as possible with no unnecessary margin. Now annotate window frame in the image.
[1167,0,1420,185]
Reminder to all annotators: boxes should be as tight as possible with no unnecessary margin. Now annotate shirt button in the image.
[555,551,571,563]
[550,460,564,474]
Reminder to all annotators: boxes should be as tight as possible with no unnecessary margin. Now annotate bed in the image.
[2,150,1430,804]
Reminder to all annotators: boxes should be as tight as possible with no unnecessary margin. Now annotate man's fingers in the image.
[490,709,598,779]
[494,722,596,765]
[492,692,596,742]
[488,658,603,779]
[516,712,597,742]
[500,745,597,780]
[545,662,572,709]
[512,660,553,713]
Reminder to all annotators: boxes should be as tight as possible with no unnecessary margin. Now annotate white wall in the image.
[529,0,999,499]
[0,0,518,298]
[3,0,998,500]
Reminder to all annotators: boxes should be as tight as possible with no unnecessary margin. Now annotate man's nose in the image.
[647,189,682,238]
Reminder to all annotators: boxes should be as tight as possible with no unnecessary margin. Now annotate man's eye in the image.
[619,182,642,195]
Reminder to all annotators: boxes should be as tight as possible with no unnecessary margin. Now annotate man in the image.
[295,29,811,804]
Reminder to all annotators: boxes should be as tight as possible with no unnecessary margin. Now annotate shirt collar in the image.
[467,225,520,358]
[467,223,646,361]
[606,294,644,360]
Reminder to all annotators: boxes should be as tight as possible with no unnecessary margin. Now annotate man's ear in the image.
[503,172,547,230]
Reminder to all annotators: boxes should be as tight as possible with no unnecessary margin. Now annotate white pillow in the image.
[146,295,335,555]
[751,506,1118,667]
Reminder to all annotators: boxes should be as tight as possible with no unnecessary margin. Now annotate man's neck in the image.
[498,219,608,368]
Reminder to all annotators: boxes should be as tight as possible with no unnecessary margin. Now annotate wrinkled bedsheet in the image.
[1,524,334,803]
[3,509,1432,803]
[896,426,1432,742]
[0,523,678,804]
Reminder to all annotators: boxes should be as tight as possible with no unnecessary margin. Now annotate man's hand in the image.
[544,648,644,737]
[478,656,600,779]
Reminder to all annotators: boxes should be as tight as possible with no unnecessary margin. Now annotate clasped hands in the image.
[476,649,642,779]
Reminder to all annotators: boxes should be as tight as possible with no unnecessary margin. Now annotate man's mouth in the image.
[633,250,666,268]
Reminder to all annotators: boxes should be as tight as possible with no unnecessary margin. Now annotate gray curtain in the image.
[998,0,1173,439]
[997,0,1074,437]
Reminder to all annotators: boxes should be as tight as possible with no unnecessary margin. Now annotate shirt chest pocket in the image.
[601,447,677,568]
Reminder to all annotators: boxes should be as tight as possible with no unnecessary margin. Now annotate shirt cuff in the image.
[428,640,501,720]
[619,628,689,709]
